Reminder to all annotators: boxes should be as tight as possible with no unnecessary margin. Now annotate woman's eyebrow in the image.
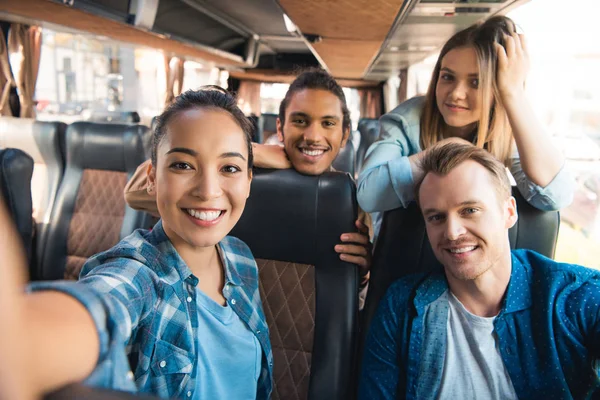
[165,147,198,157]
[220,152,246,161]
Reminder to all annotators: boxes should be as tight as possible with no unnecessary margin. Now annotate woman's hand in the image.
[495,32,530,101]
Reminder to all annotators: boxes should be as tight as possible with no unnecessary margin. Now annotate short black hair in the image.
[279,68,351,133]
[152,86,253,173]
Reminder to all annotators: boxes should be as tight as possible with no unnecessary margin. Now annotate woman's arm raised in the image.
[0,194,99,399]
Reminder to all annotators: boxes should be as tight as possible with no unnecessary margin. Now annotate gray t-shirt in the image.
[437,291,518,400]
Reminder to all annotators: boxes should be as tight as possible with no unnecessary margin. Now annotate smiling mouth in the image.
[184,209,224,222]
[298,147,328,157]
[446,245,478,254]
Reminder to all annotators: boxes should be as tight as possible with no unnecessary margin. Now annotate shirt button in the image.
[126,371,134,380]
[230,299,236,305]
[160,360,166,368]
[257,330,261,334]
[187,391,192,397]
[224,285,229,291]
[187,296,192,303]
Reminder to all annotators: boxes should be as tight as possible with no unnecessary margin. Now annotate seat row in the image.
[0,117,153,281]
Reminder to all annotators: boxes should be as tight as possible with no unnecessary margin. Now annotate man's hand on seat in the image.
[252,143,292,169]
[335,219,372,287]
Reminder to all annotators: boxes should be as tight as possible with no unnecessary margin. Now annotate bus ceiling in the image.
[0,0,529,83]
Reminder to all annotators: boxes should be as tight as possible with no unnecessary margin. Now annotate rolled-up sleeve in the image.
[28,259,156,390]
[357,99,423,213]
[510,158,575,211]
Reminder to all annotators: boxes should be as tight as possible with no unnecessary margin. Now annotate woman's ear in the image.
[147,162,157,195]
[246,169,253,200]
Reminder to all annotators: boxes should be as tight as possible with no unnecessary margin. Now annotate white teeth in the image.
[449,246,476,254]
[301,149,325,156]
[186,209,222,221]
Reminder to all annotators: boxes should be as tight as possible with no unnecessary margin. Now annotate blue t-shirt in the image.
[194,286,262,400]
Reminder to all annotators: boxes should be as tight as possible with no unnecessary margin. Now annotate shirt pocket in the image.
[149,339,193,398]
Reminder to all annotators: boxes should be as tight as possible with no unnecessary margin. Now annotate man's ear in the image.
[341,126,350,148]
[147,162,157,195]
[504,196,518,229]
[276,118,284,142]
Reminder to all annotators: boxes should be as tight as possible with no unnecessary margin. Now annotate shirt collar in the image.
[412,251,533,314]
[413,269,448,313]
[151,221,246,288]
[501,252,533,314]
[218,242,243,287]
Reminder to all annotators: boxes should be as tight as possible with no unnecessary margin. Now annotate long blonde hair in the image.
[420,16,517,166]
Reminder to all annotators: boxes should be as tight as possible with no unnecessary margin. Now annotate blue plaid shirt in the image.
[30,221,273,399]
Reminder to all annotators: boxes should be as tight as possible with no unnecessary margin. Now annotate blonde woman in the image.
[357,16,573,214]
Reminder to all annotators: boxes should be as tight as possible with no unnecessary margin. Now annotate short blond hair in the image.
[415,142,511,205]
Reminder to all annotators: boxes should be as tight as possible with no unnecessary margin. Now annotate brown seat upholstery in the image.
[39,122,152,281]
[230,168,360,400]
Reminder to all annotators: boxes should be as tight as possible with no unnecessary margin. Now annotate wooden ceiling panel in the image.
[279,0,402,41]
[1,0,247,67]
[311,40,381,79]
[278,0,406,78]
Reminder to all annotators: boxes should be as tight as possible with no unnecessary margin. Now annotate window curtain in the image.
[164,56,185,107]
[359,87,382,119]
[8,24,42,118]
[0,28,16,116]
[236,80,261,116]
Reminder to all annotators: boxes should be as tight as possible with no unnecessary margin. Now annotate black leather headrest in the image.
[356,118,380,170]
[332,138,356,176]
[0,148,34,261]
[65,122,149,172]
[88,111,141,124]
[247,115,262,143]
[261,113,278,133]
[231,168,358,263]
[357,118,379,142]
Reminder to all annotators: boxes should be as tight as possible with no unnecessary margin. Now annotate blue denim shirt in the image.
[360,249,600,400]
[357,96,575,213]
[30,221,273,399]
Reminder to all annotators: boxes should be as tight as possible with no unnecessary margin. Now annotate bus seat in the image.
[230,168,359,400]
[356,118,379,173]
[87,110,141,124]
[247,115,263,143]
[39,122,152,281]
[332,138,356,176]
[261,113,278,143]
[0,117,66,276]
[361,187,560,343]
[0,148,34,265]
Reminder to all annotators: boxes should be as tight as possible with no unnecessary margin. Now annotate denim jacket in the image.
[30,221,273,399]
